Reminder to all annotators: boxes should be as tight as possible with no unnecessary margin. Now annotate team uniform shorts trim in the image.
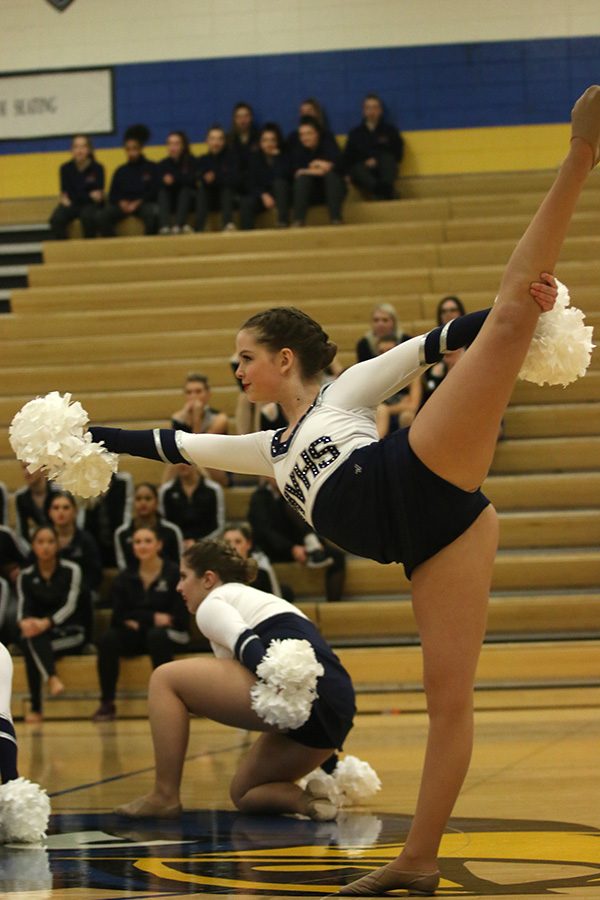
[312,426,491,580]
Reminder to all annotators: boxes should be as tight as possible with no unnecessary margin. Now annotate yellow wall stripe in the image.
[0,123,569,200]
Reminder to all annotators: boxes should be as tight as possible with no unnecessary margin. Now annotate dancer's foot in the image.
[302,778,337,822]
[114,793,182,818]
[48,675,64,697]
[571,85,600,167]
[24,711,43,724]
[339,861,440,896]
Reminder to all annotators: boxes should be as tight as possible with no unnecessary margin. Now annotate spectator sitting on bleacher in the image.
[0,524,27,586]
[115,483,183,570]
[239,124,291,230]
[17,526,86,723]
[344,93,404,201]
[97,124,159,237]
[48,492,102,597]
[375,334,422,438]
[195,126,237,232]
[92,525,190,723]
[248,477,346,602]
[290,116,346,227]
[48,491,102,647]
[0,575,10,645]
[0,481,8,527]
[286,97,331,153]
[48,134,104,240]
[157,130,196,235]
[222,521,282,597]
[420,297,469,410]
[14,465,59,545]
[227,101,261,193]
[159,464,224,547]
[356,302,411,362]
[171,373,229,485]
[79,472,134,568]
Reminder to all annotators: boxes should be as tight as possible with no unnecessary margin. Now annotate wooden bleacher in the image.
[1,168,599,716]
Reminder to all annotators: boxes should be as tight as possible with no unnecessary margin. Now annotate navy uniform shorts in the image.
[312,427,490,580]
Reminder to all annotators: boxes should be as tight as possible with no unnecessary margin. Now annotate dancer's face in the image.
[235,329,292,402]
[177,561,218,613]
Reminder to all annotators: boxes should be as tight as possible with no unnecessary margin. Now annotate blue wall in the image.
[2,35,599,154]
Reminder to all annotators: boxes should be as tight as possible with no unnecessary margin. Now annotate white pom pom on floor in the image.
[0,778,51,844]
[9,391,118,499]
[519,280,595,387]
[299,755,382,808]
[250,638,324,730]
[333,755,382,805]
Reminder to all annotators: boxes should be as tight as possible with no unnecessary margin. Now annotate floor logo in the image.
[1,810,599,895]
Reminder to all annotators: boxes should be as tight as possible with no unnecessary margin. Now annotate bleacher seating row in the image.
[1,167,598,716]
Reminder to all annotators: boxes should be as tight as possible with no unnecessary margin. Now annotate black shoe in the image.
[92,701,116,722]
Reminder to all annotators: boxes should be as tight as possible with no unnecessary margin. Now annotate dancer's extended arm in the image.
[89,426,273,476]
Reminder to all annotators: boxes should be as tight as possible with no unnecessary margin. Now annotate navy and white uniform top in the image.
[196,582,308,663]
[175,334,427,525]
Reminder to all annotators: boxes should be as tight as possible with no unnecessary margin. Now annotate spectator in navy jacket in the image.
[114,483,183,570]
[97,125,159,236]
[17,526,86,722]
[48,135,104,239]
[14,466,59,545]
[92,525,190,722]
[157,130,196,234]
[286,97,330,153]
[227,102,260,192]
[290,117,346,226]
[239,124,290,230]
[344,94,404,200]
[159,464,224,546]
[195,126,236,232]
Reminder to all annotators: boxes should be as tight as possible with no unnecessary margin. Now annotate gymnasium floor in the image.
[2,686,599,899]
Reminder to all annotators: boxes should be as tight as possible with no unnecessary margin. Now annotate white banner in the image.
[0,68,113,141]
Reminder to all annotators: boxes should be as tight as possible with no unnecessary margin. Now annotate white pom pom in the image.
[9,391,119,499]
[519,280,595,387]
[54,436,118,499]
[9,391,88,474]
[333,755,382,806]
[250,639,324,730]
[0,777,51,844]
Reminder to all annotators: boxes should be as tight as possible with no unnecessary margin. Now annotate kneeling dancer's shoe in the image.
[339,862,440,896]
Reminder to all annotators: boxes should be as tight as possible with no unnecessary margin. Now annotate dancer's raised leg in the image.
[410,86,600,491]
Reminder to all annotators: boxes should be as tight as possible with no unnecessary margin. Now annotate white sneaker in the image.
[171,225,181,234]
[159,226,170,235]
[223,222,237,232]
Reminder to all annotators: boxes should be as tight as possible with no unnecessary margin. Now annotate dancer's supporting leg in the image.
[342,88,600,894]
[115,657,334,819]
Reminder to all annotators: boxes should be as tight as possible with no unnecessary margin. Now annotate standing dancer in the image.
[49,88,600,892]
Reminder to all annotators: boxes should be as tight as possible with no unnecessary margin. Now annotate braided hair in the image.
[240,307,337,379]
[183,539,258,585]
